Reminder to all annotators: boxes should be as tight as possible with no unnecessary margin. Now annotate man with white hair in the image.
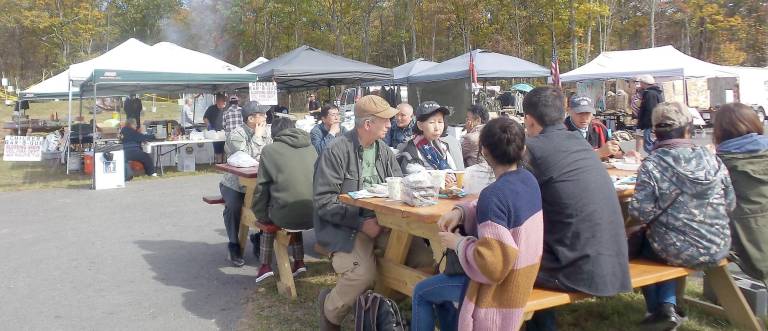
[635,74,664,153]
[384,102,415,148]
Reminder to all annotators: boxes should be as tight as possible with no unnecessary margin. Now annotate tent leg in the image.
[92,84,97,190]
[66,81,73,175]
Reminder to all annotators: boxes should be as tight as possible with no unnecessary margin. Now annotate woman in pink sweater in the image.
[411,118,544,331]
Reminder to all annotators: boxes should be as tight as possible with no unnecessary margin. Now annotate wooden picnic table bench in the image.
[214,163,303,300]
[338,193,764,331]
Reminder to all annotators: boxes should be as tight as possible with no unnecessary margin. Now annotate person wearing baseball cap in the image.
[634,74,664,153]
[396,101,465,182]
[219,100,272,268]
[564,95,622,159]
[314,94,407,330]
[629,101,734,329]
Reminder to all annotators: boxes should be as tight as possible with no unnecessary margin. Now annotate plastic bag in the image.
[227,151,258,168]
[401,172,439,207]
[463,163,495,195]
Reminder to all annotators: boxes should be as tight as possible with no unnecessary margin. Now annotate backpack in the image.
[354,291,406,331]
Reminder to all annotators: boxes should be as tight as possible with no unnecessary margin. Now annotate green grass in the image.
[0,100,214,192]
[240,263,749,331]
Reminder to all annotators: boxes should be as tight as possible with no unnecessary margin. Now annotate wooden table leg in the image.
[375,228,414,297]
[238,177,259,256]
[705,264,763,331]
[274,231,297,300]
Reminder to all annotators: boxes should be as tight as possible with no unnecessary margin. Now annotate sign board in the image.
[249,82,278,105]
[3,135,43,161]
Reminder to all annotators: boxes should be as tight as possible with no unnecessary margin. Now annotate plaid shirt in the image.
[222,105,243,132]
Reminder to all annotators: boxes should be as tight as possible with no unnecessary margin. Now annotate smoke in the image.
[161,0,233,60]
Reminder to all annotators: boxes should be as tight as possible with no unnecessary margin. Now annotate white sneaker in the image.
[150,173,158,177]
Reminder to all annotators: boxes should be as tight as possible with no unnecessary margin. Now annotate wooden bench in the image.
[202,195,225,205]
[523,259,764,331]
[250,217,302,300]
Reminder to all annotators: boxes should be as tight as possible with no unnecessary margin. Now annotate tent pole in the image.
[66,80,73,175]
[682,75,689,106]
[92,83,97,190]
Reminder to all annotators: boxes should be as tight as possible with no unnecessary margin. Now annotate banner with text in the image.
[3,135,44,161]
[249,82,278,105]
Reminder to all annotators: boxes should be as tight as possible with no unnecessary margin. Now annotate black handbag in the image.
[435,225,466,276]
[626,190,681,259]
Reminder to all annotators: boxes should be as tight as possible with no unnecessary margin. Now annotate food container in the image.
[401,172,439,207]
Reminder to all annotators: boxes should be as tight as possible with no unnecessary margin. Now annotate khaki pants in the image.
[323,231,435,325]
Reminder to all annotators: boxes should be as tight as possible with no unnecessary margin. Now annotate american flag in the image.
[551,47,561,88]
[469,50,478,84]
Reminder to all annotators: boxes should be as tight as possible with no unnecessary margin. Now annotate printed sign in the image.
[249,82,278,105]
[3,135,44,161]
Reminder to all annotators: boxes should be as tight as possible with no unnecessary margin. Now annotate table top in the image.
[339,194,478,224]
[215,163,259,178]
[341,167,638,219]
[606,167,638,178]
[145,138,225,146]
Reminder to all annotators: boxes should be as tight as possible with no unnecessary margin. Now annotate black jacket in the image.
[525,124,631,296]
[312,130,402,253]
[638,86,664,129]
[120,126,153,151]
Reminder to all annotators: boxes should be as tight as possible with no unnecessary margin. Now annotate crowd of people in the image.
[208,81,767,331]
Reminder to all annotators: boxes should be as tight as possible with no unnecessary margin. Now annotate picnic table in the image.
[214,163,259,255]
[338,167,764,330]
[215,163,305,299]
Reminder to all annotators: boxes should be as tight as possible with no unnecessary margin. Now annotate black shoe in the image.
[250,233,261,259]
[227,243,245,267]
[640,303,683,331]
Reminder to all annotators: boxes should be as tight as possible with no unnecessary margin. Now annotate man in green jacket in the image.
[314,95,401,330]
[252,117,318,283]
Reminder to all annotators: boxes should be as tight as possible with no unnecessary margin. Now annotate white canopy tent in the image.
[242,57,269,71]
[20,69,78,100]
[560,45,737,82]
[63,39,258,177]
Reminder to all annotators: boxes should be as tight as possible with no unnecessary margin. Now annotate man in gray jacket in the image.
[314,95,401,330]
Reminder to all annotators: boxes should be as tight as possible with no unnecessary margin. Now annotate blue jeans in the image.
[643,129,655,154]
[641,239,677,313]
[411,273,467,331]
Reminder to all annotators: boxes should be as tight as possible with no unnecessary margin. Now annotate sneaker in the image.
[227,243,245,267]
[292,260,307,277]
[640,303,683,331]
[254,264,274,284]
[150,173,158,177]
[317,288,340,331]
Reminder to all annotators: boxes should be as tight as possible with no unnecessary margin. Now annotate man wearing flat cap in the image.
[313,95,403,330]
[219,101,272,267]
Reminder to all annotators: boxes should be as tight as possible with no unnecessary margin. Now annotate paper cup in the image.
[385,177,402,200]
[426,170,447,189]
[452,171,465,189]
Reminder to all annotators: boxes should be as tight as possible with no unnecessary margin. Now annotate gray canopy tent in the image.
[247,45,392,90]
[409,49,550,83]
[362,58,438,86]
[407,50,549,123]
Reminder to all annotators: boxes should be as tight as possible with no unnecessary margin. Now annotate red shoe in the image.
[255,264,274,284]
[292,260,307,277]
